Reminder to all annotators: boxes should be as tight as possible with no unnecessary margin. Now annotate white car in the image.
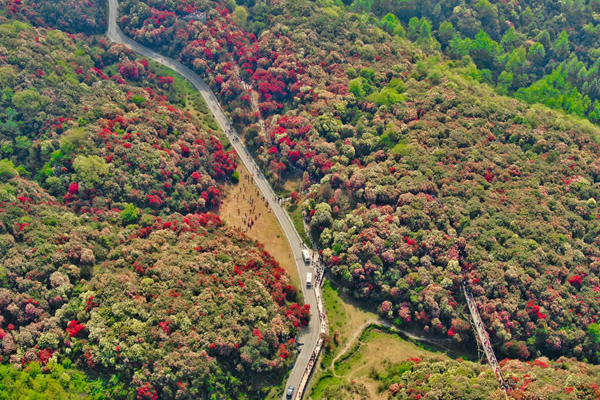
[286,386,294,399]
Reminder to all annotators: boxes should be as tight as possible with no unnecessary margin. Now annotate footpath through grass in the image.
[310,280,452,400]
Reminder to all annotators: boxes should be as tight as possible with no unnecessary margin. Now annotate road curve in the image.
[106,1,321,398]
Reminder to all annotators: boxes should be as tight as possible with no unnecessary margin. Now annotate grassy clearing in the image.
[309,374,345,399]
[311,326,450,400]
[310,280,451,400]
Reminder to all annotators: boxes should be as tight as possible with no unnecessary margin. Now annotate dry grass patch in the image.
[220,161,299,286]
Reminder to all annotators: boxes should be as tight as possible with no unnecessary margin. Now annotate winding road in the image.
[107,1,322,398]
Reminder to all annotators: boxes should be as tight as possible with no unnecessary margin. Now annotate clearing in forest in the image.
[220,162,299,287]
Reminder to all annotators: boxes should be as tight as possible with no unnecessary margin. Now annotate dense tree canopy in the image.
[0,16,305,399]
[115,0,600,365]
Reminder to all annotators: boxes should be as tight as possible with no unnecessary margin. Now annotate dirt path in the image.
[330,319,459,375]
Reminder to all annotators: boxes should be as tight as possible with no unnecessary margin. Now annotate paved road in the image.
[107,1,321,398]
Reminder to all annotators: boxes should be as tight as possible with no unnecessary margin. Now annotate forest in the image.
[0,8,306,399]
[114,0,600,363]
[2,0,600,398]
[358,0,600,123]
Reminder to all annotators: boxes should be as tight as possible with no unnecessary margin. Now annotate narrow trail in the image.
[329,319,460,375]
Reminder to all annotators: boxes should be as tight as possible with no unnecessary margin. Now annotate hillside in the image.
[115,0,600,364]
[0,17,305,399]
[2,0,600,398]
[360,0,600,123]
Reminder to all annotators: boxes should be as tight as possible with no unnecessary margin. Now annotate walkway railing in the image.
[462,281,509,391]
[294,265,328,400]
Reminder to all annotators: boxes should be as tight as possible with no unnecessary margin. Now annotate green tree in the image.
[121,203,141,224]
[500,27,525,53]
[553,31,570,60]
[536,30,551,50]
[505,46,529,89]
[438,21,456,47]
[232,6,248,28]
[527,42,546,66]
[73,155,109,187]
[12,89,49,117]
[588,323,600,343]
[380,13,405,37]
[475,0,499,36]
[470,30,501,70]
[310,202,333,240]
[0,159,18,181]
[349,77,368,97]
[497,70,513,95]
[0,66,17,88]
[448,36,472,59]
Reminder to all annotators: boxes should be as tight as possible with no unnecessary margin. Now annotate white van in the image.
[302,249,310,264]
[306,272,313,288]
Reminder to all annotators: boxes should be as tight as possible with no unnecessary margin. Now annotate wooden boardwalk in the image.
[462,281,510,391]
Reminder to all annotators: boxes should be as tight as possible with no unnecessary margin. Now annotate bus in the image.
[306,272,313,288]
[302,249,310,264]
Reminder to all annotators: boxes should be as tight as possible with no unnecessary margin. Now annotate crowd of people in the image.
[230,172,269,233]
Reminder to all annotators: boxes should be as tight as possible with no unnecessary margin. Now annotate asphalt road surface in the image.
[107,1,321,398]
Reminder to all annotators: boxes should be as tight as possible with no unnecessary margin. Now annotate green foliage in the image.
[73,155,109,186]
[375,356,600,399]
[0,362,112,400]
[60,128,88,154]
[553,30,570,60]
[589,323,600,344]
[437,21,455,46]
[11,89,49,116]
[348,77,373,97]
[233,6,248,28]
[516,67,599,122]
[131,94,146,105]
[366,87,405,105]
[231,169,240,183]
[0,159,18,181]
[120,203,140,224]
[380,13,405,37]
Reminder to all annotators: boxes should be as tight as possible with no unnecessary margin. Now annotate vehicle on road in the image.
[286,386,295,399]
[302,249,310,263]
[306,272,312,288]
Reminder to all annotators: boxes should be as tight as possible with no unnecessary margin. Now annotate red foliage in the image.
[285,303,311,327]
[136,383,158,400]
[37,348,53,365]
[66,320,86,337]
[147,194,163,208]
[568,275,582,287]
[160,320,171,335]
[253,327,263,344]
[68,182,79,194]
